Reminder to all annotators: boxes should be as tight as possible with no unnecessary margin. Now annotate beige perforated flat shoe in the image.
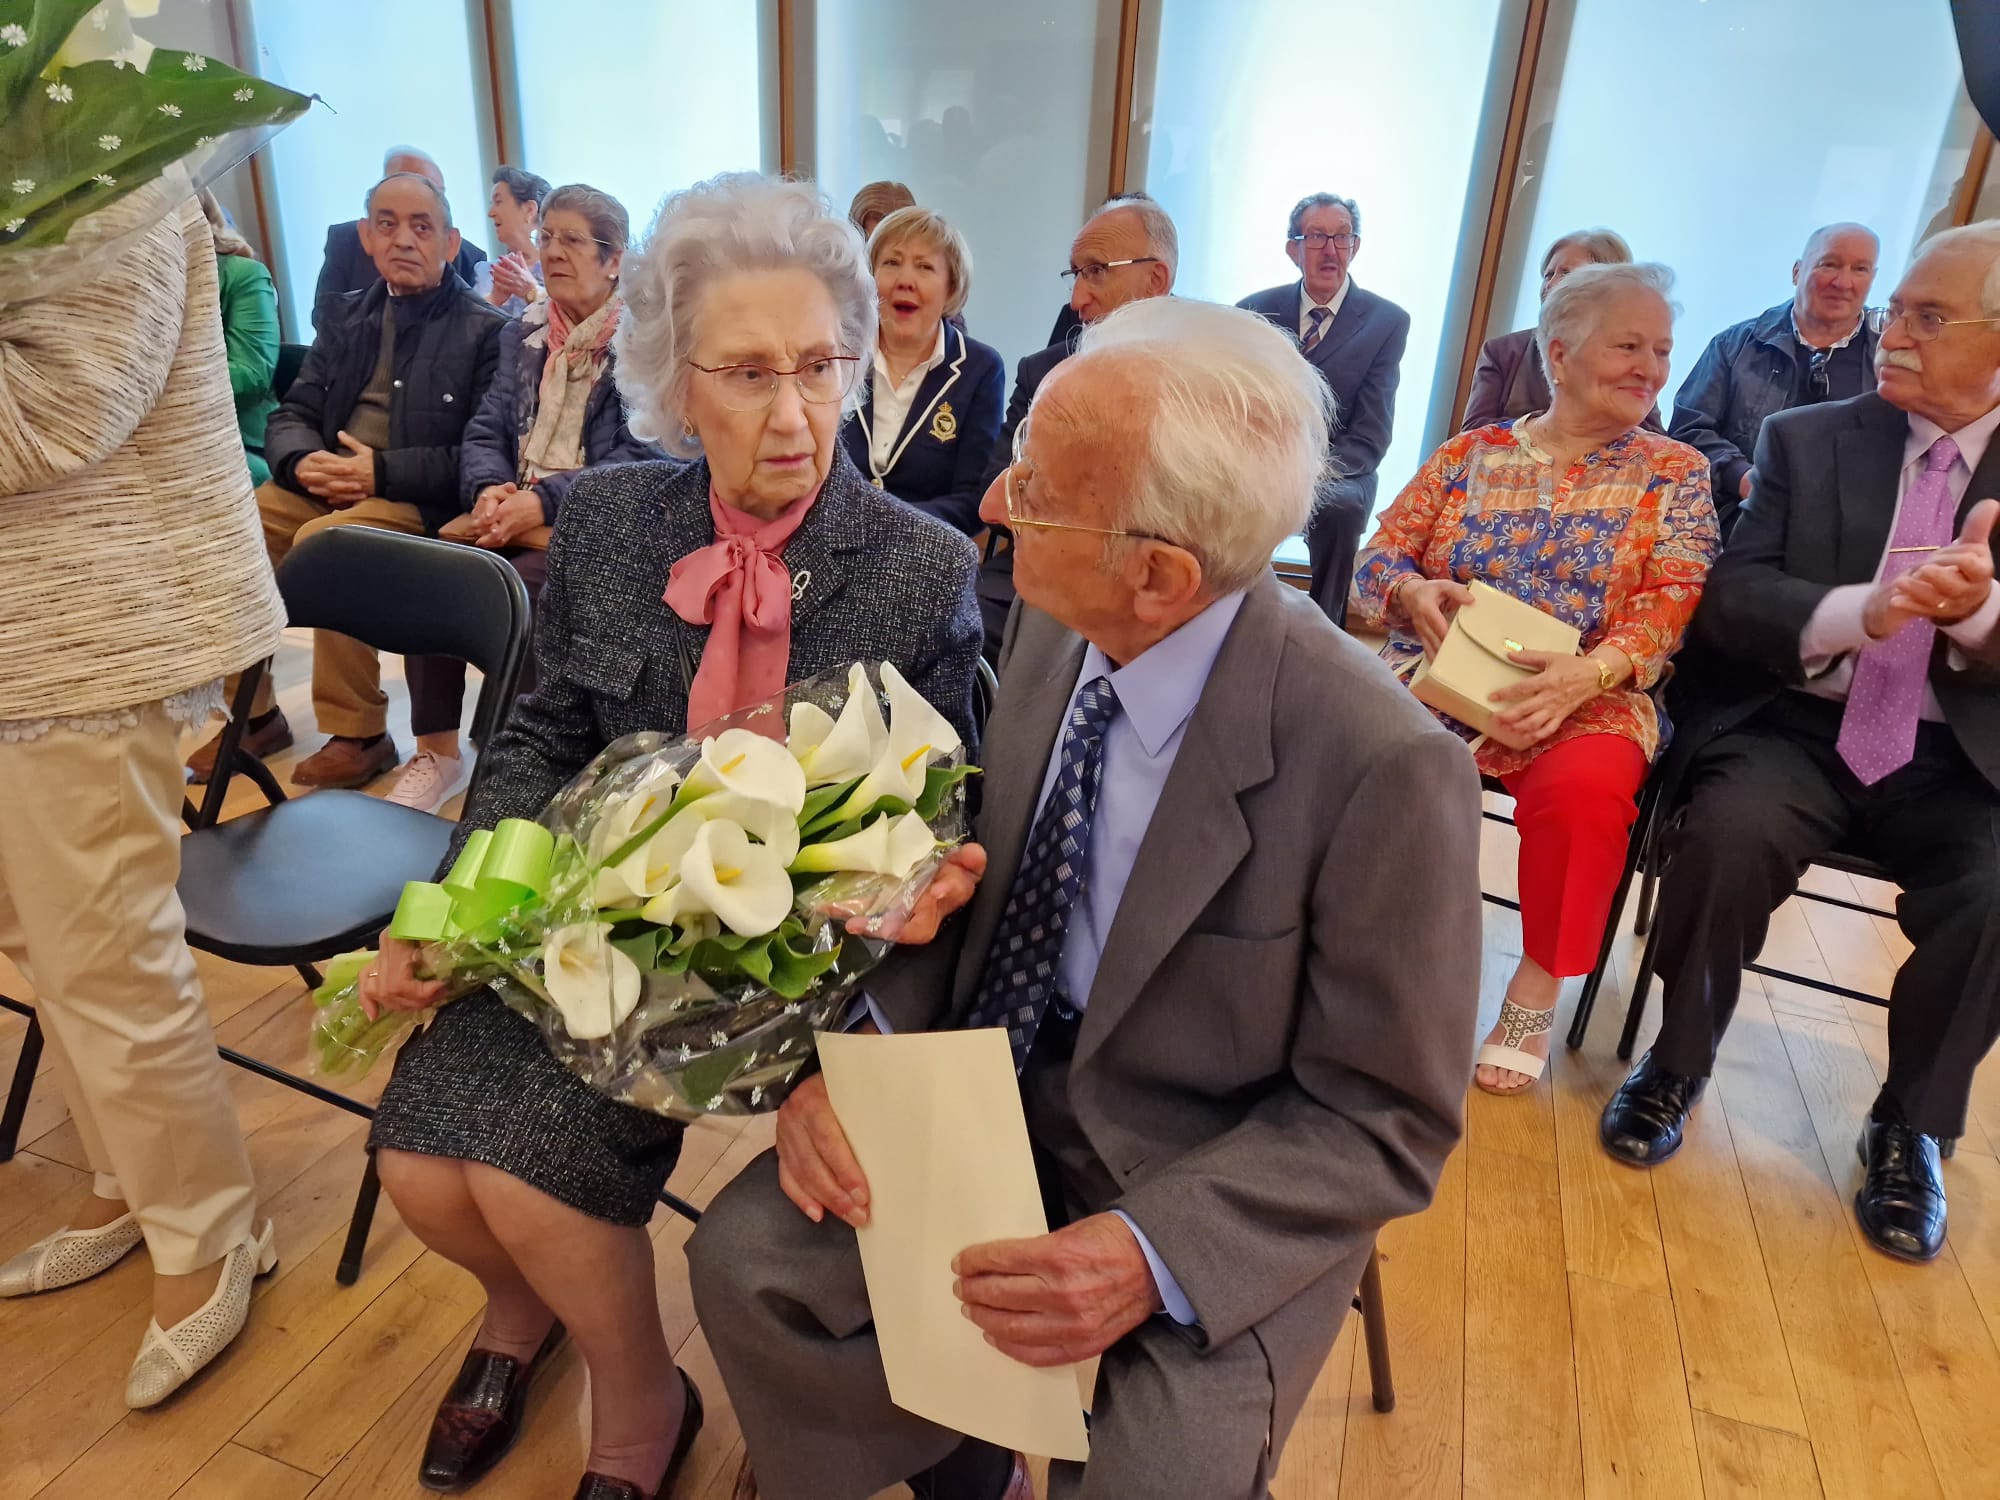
[0,1212,144,1297]
[124,1219,277,1409]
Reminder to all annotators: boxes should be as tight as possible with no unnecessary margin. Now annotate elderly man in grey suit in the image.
[1239,192,1411,627]
[689,296,1483,1500]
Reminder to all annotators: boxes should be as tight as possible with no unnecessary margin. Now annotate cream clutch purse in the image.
[1409,581,1582,751]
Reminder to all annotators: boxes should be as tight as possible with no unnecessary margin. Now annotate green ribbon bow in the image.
[389,818,555,943]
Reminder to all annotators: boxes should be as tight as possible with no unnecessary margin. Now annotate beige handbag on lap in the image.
[1409,580,1582,752]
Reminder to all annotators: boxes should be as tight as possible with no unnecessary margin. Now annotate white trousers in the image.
[0,708,255,1273]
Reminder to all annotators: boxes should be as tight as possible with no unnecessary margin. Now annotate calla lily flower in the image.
[824,662,964,820]
[790,810,940,880]
[543,922,642,1040]
[789,664,889,787]
[589,763,684,866]
[594,804,708,908]
[681,728,807,814]
[658,819,796,936]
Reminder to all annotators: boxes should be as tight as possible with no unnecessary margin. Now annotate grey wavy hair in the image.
[1537,261,1678,369]
[1065,297,1330,595]
[1097,191,1180,280]
[615,173,876,457]
[1288,191,1361,240]
[542,183,630,260]
[1541,227,1631,277]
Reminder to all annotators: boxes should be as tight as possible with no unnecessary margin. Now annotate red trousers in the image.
[1499,735,1647,978]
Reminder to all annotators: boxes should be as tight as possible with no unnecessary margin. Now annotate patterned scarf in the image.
[520,294,621,481]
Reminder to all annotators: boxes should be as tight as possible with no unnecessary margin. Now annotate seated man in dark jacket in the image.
[311,146,486,333]
[187,172,505,791]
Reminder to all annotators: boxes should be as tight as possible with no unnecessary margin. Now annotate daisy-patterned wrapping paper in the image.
[311,662,977,1121]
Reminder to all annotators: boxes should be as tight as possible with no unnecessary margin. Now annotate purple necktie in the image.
[1837,434,1960,785]
[1302,306,1329,354]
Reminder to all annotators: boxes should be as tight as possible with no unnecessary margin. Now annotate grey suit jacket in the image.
[1684,391,2000,790]
[1238,278,1410,518]
[444,450,984,868]
[870,574,1483,1445]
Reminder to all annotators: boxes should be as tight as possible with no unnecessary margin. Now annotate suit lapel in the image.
[1836,398,1908,581]
[853,328,968,483]
[1071,580,1283,1068]
[1962,425,2000,531]
[1308,281,1371,373]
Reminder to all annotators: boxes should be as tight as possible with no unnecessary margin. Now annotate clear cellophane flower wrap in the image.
[311,662,977,1120]
[0,1,312,307]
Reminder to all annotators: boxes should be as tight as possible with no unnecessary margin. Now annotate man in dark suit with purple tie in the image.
[1239,193,1409,626]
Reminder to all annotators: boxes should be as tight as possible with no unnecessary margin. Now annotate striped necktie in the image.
[1302,306,1330,354]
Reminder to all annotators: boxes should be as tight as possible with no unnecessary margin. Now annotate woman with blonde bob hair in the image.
[839,204,1004,534]
[1460,227,1663,432]
[359,172,983,1500]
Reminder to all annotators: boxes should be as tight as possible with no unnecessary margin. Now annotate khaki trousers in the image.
[0,709,255,1274]
[242,482,426,739]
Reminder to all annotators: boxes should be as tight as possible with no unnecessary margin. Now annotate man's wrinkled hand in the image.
[953,1214,1162,1367]
[775,1073,871,1228]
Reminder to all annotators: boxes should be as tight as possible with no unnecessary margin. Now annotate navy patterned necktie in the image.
[1302,306,1330,354]
[965,675,1121,1071]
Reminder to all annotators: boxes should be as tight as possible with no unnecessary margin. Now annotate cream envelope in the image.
[817,1028,1092,1462]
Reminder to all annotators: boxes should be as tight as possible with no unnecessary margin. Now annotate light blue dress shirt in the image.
[866,592,1246,1328]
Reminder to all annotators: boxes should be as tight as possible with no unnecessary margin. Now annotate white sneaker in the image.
[385,750,467,813]
[124,1219,278,1409]
[0,1212,144,1296]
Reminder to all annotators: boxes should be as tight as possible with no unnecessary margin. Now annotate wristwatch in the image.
[1590,657,1617,694]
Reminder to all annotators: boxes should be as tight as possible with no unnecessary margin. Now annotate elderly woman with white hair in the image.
[839,205,1004,534]
[1355,262,1718,1096]
[1460,228,1664,432]
[356,173,983,1500]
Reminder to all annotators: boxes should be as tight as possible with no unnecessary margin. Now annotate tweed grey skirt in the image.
[369,990,685,1227]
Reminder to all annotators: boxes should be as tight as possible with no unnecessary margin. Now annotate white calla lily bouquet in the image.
[311,661,976,1119]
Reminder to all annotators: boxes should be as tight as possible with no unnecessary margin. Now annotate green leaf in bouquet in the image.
[0,49,310,250]
[765,929,843,999]
[677,1046,756,1111]
[0,2,97,119]
[916,762,981,821]
[797,777,864,837]
[610,927,668,971]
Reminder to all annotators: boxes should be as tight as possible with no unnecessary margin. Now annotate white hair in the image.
[1094,193,1179,281]
[1537,261,1678,369]
[382,145,440,175]
[1061,297,1330,594]
[1914,220,2000,318]
[614,174,877,456]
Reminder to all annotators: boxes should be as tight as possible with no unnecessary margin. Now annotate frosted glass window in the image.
[246,1,484,334]
[1139,0,1505,556]
[510,2,764,237]
[1499,0,1973,403]
[814,0,1121,368]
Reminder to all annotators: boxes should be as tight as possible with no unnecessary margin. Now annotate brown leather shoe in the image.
[418,1321,566,1492]
[292,733,399,789]
[572,1367,704,1500]
[185,710,294,785]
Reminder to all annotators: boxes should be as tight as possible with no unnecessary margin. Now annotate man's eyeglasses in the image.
[1867,305,2000,343]
[1808,348,1832,398]
[1288,231,1358,252]
[1002,422,1171,543]
[686,355,861,412]
[1060,256,1160,286]
[534,228,613,255]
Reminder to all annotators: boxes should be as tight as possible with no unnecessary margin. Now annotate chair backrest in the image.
[276,527,532,749]
[974,657,999,737]
[273,342,311,401]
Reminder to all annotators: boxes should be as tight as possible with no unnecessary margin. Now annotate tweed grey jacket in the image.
[444,449,983,867]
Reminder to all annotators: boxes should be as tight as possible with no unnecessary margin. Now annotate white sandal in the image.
[0,1211,144,1297]
[1475,1000,1555,1095]
[124,1219,278,1409]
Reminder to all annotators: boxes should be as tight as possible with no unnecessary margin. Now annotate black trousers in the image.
[1650,692,2000,1137]
[1303,490,1368,629]
[404,546,547,737]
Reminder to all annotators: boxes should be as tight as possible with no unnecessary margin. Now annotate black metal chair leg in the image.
[2,1013,43,1163]
[295,962,325,991]
[660,1190,702,1225]
[1618,913,1667,1062]
[1634,865,1659,938]
[1356,1247,1394,1413]
[337,1152,382,1286]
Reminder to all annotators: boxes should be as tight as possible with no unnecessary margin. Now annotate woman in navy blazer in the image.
[841,206,1003,536]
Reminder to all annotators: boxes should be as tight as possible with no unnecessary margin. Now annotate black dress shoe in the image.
[1855,1117,1947,1262]
[1599,1051,1707,1167]
[571,1367,704,1500]
[419,1321,567,1492]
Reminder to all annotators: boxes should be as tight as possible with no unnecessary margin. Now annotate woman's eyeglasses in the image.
[534,228,613,254]
[686,355,862,412]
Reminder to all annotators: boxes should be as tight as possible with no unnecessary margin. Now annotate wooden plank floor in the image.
[5,632,1999,1498]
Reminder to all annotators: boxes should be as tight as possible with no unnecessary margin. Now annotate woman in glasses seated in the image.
[358,173,983,1500]
[1353,262,1717,1099]
[388,184,667,814]
[838,206,1003,536]
[1461,227,1665,435]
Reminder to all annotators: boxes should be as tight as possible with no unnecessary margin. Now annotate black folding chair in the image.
[272,342,311,402]
[973,656,999,736]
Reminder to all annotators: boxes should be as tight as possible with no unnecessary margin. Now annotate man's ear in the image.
[443,225,463,267]
[1130,540,1205,624]
[358,216,375,256]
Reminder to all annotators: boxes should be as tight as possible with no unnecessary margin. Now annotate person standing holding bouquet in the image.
[358,173,983,1500]
[0,197,289,1405]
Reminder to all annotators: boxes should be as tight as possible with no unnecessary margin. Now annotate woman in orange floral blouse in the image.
[1353,263,1718,1095]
